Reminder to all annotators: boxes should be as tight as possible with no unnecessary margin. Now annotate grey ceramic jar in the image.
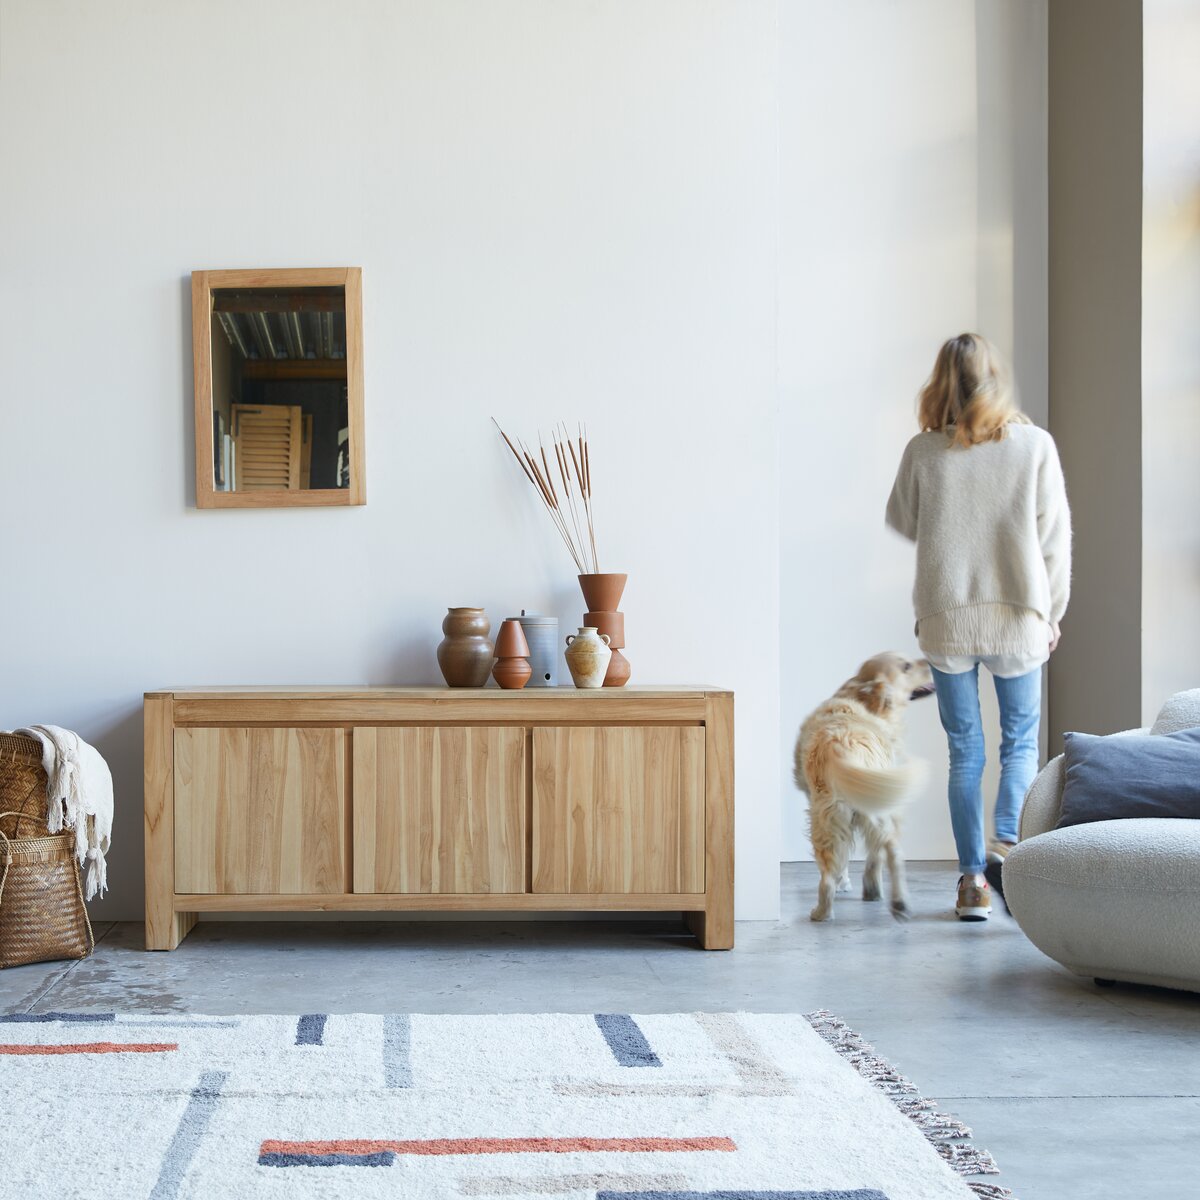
[517,611,558,687]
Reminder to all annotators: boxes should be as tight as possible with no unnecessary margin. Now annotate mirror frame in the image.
[192,267,365,508]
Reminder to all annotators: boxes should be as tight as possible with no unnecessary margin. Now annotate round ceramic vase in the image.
[437,607,494,688]
[564,626,612,689]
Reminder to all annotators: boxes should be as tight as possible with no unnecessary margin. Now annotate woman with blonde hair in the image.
[886,333,1071,921]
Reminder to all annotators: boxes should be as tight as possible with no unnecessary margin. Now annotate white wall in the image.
[0,0,780,921]
[1142,0,1200,720]
[779,0,1048,861]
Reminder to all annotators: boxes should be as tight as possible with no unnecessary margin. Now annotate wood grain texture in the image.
[161,685,720,697]
[532,726,705,895]
[191,272,217,510]
[144,695,193,949]
[172,695,707,726]
[698,692,735,948]
[343,266,366,505]
[352,727,525,894]
[173,892,704,912]
[174,727,346,894]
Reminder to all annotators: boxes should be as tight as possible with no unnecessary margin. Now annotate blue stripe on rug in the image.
[0,1012,115,1023]
[595,1013,662,1067]
[260,1151,396,1168]
[383,1014,412,1087]
[149,1071,229,1200]
[295,1014,327,1045]
[596,1191,890,1200]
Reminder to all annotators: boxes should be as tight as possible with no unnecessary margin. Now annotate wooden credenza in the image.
[144,687,734,950]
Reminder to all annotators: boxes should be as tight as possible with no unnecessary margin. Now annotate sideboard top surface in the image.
[147,685,731,700]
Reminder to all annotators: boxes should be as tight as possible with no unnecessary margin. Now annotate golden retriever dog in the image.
[794,652,934,923]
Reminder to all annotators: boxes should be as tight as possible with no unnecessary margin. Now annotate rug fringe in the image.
[805,1010,1015,1200]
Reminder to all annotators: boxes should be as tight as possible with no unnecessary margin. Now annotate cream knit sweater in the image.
[886,423,1071,656]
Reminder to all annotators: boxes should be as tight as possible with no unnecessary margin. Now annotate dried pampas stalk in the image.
[493,418,599,574]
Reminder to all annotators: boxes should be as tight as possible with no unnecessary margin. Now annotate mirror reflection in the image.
[210,286,351,492]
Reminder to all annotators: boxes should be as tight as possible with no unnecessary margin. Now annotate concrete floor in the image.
[3,861,1197,1199]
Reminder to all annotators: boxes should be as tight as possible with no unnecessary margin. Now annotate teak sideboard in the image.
[144,687,734,950]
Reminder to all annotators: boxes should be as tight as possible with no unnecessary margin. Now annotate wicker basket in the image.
[0,731,95,968]
[0,733,52,839]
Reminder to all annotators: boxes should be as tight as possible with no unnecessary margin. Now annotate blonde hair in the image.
[917,333,1026,447]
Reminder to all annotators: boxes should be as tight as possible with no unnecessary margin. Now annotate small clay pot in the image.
[564,626,612,689]
[603,647,631,688]
[493,656,532,689]
[437,607,493,688]
[578,573,627,613]
[492,619,532,690]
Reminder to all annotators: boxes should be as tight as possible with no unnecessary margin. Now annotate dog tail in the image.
[824,756,927,815]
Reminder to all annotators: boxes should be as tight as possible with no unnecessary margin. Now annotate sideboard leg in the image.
[144,694,180,951]
[687,908,733,950]
[698,692,735,950]
[146,910,197,952]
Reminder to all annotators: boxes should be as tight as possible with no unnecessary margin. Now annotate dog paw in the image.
[862,883,882,902]
[890,900,910,922]
[836,876,852,894]
[809,906,832,922]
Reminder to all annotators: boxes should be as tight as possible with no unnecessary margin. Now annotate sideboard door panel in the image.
[353,727,526,894]
[174,727,346,894]
[532,726,705,894]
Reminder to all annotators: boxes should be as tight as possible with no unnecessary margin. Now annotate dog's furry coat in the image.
[794,653,932,922]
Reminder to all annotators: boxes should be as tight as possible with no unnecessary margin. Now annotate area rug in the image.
[1,1010,1011,1200]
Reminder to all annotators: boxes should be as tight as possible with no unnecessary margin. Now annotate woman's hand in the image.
[1049,622,1061,653]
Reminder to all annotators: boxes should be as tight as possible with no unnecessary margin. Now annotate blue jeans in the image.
[931,664,1042,874]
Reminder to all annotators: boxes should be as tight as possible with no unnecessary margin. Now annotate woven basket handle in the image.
[0,810,47,866]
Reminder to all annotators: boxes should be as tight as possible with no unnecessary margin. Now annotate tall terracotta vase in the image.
[437,607,493,687]
[578,573,630,687]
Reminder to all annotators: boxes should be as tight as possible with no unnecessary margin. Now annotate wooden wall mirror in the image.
[192,268,365,508]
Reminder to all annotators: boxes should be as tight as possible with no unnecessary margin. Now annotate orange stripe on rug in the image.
[0,1042,178,1055]
[260,1136,736,1157]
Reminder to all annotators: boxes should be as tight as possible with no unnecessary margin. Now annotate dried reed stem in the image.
[580,423,598,569]
[493,418,600,574]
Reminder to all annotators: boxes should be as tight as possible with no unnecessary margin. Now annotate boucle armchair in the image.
[1003,689,1200,994]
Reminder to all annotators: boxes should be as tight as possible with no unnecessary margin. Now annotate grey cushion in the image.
[1057,726,1200,828]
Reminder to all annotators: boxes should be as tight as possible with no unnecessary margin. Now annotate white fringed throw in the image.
[14,724,113,899]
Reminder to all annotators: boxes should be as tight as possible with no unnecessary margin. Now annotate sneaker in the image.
[987,839,1016,865]
[956,877,992,921]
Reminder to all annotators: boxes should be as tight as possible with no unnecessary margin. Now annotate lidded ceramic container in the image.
[564,626,612,689]
[517,611,558,687]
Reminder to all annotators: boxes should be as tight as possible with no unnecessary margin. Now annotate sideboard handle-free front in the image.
[144,687,734,950]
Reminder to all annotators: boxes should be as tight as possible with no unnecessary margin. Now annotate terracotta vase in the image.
[584,610,624,649]
[603,648,632,687]
[437,607,494,688]
[564,626,612,689]
[579,575,630,688]
[492,618,532,690]
[578,573,627,613]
